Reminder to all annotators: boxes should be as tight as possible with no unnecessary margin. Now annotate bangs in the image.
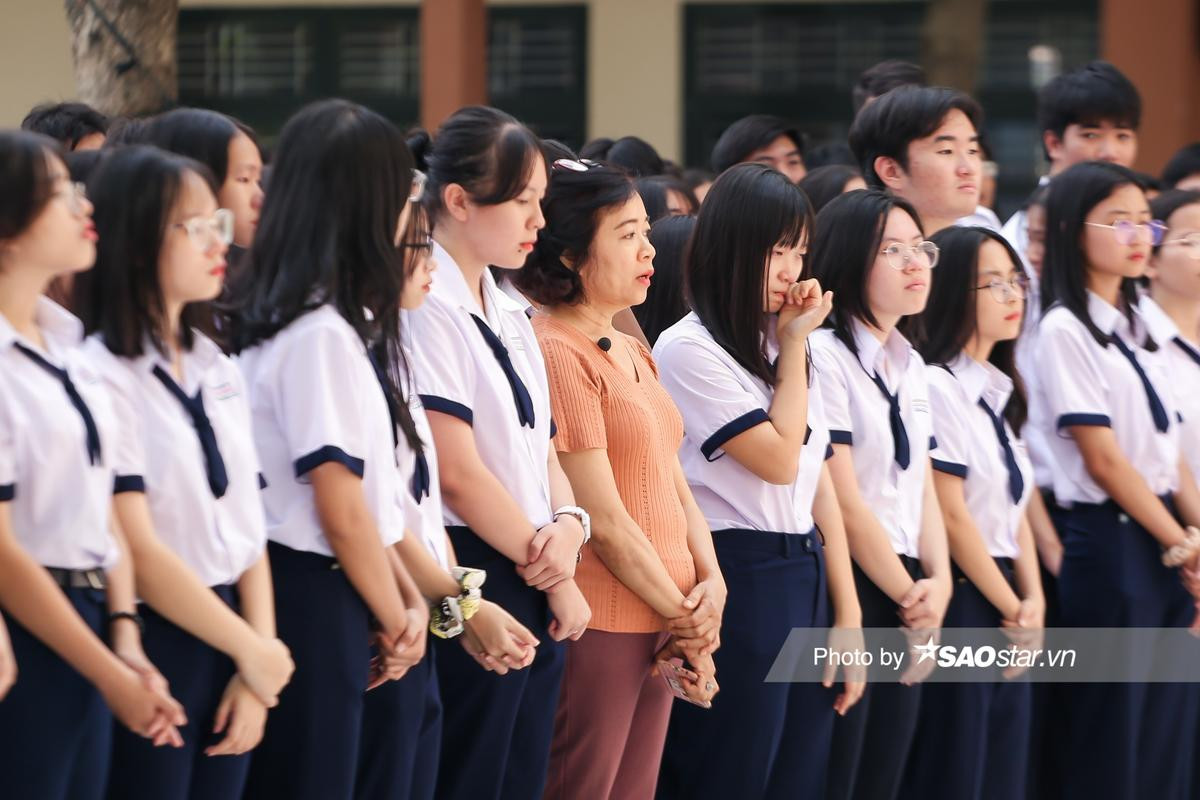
[474,122,543,206]
[773,197,810,250]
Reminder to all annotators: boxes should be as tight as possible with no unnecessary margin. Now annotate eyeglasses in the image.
[58,181,89,215]
[552,158,601,172]
[974,273,1030,302]
[1165,232,1200,259]
[1085,219,1166,246]
[173,209,234,249]
[410,169,427,203]
[880,240,940,270]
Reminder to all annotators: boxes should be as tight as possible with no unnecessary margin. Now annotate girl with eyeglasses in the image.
[1142,190,1200,490]
[0,129,187,800]
[808,189,953,800]
[225,100,426,800]
[901,225,1044,800]
[405,107,591,800]
[1139,188,1200,800]
[70,145,295,800]
[1031,162,1200,800]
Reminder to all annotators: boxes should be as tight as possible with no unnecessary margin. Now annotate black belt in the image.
[710,528,822,557]
[46,566,107,590]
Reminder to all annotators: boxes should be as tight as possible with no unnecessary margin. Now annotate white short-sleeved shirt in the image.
[927,353,1034,558]
[236,305,404,557]
[0,298,119,570]
[1016,329,1057,489]
[1034,292,1182,505]
[406,242,554,529]
[653,312,831,534]
[84,333,267,586]
[809,320,935,558]
[1139,295,1200,482]
[396,330,451,570]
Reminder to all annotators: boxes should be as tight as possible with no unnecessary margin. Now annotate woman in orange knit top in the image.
[515,156,725,800]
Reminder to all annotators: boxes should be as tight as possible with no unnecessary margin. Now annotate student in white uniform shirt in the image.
[807,189,953,800]
[1034,162,1200,800]
[356,198,541,800]
[71,145,295,800]
[227,100,426,800]
[1139,188,1200,800]
[405,106,591,800]
[0,130,187,800]
[653,164,863,800]
[1143,190,1200,480]
[903,225,1044,800]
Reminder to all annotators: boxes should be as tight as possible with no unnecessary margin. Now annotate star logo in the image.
[913,635,939,663]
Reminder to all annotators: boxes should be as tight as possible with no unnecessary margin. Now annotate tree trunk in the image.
[920,0,987,93]
[64,0,178,116]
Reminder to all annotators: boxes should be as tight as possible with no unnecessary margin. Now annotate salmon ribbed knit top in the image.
[534,316,697,633]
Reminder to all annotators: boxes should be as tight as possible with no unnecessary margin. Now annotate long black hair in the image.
[226,99,421,452]
[913,226,1028,431]
[514,162,637,306]
[407,106,543,223]
[685,163,812,387]
[635,214,696,346]
[1041,161,1147,346]
[74,146,216,357]
[809,189,924,355]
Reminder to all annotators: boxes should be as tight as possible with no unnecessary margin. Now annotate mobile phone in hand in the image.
[657,660,711,708]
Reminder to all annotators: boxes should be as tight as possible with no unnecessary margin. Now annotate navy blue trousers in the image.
[826,558,923,800]
[433,526,565,800]
[0,585,111,800]
[658,528,835,800]
[1056,498,1197,800]
[107,583,249,800]
[356,640,442,800]
[242,542,372,800]
[901,559,1031,800]
[1026,490,1067,800]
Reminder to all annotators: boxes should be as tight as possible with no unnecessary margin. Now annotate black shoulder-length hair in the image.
[226,98,421,451]
[1041,161,1148,347]
[809,189,924,355]
[139,108,258,185]
[515,162,637,307]
[913,226,1029,432]
[0,130,64,245]
[635,214,696,346]
[685,163,813,387]
[74,146,217,357]
[408,105,544,223]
